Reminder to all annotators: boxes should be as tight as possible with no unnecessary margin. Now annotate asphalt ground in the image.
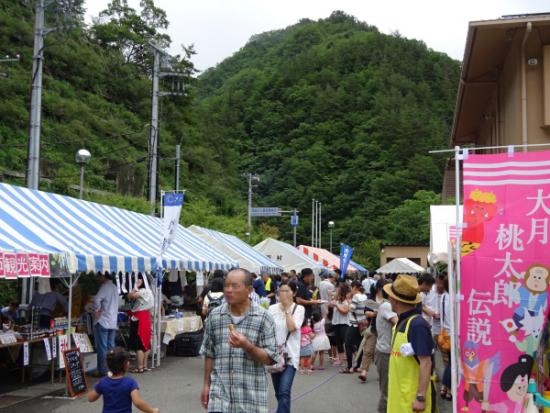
[7,354,452,412]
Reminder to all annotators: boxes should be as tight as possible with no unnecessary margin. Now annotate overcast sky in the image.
[85,0,549,72]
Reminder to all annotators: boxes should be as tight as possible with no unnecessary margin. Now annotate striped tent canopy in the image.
[298,245,368,274]
[0,183,238,275]
[188,225,282,275]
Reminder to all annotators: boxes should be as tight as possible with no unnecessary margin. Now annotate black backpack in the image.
[207,293,224,313]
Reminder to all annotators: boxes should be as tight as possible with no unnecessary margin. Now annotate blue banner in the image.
[339,243,353,279]
[163,192,184,207]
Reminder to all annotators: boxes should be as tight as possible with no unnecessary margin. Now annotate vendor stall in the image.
[0,183,238,389]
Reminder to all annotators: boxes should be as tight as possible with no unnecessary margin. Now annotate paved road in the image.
[8,356,452,412]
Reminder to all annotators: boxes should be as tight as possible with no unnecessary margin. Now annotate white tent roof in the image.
[376,257,425,274]
[429,205,463,264]
[254,238,328,275]
[188,226,282,274]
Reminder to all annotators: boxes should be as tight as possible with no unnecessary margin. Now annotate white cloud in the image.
[85,0,549,72]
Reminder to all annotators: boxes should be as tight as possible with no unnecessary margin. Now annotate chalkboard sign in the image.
[63,348,88,397]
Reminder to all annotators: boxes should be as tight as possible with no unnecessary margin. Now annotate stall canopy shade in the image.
[376,257,425,275]
[429,205,463,265]
[188,226,282,275]
[254,238,328,274]
[298,245,368,273]
[0,183,238,274]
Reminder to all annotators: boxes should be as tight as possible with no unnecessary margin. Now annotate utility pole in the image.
[318,202,322,248]
[27,0,75,190]
[27,0,46,190]
[148,47,160,216]
[148,43,186,216]
[311,199,315,247]
[175,144,180,191]
[293,208,297,247]
[247,173,252,234]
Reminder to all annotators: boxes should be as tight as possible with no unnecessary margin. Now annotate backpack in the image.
[207,293,224,313]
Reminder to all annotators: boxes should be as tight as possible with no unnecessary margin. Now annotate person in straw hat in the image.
[384,274,437,413]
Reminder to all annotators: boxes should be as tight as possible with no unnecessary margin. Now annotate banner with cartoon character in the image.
[458,150,550,413]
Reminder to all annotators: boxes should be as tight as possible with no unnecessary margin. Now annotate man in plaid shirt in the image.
[200,268,278,413]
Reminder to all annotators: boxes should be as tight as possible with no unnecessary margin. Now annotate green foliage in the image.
[0,0,241,233]
[196,11,460,250]
[0,3,460,263]
[383,190,441,245]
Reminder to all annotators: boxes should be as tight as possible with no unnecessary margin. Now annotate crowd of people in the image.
[198,267,452,413]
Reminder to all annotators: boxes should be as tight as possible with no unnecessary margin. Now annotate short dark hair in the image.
[137,272,146,289]
[106,347,129,375]
[213,269,225,279]
[350,280,364,293]
[301,268,313,278]
[281,280,298,294]
[211,277,224,293]
[418,274,435,286]
[228,268,253,287]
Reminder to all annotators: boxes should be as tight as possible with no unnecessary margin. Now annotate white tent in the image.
[254,238,328,275]
[188,226,282,274]
[376,257,425,274]
[429,205,463,265]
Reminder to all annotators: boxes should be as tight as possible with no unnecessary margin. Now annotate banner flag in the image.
[458,150,550,412]
[160,192,184,259]
[0,252,49,278]
[339,243,353,279]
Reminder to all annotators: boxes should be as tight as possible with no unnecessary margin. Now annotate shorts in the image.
[300,343,313,357]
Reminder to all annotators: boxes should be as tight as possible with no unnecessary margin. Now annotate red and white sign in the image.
[0,252,50,278]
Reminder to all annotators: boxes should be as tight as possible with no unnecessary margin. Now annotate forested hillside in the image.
[0,2,460,268]
[0,0,249,237]
[196,11,460,264]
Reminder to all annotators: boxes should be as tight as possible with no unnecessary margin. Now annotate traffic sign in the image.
[250,207,281,217]
[291,214,299,227]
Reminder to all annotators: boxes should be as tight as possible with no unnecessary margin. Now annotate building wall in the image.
[380,246,429,269]
[472,30,550,149]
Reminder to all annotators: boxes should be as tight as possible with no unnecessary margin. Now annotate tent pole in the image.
[151,272,156,368]
[156,270,162,367]
[450,146,461,413]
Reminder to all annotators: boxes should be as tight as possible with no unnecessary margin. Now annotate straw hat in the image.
[383,274,421,305]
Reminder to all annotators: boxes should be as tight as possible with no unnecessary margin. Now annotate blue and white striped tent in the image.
[0,183,238,274]
[188,225,282,275]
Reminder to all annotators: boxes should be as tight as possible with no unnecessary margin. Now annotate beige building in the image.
[443,13,550,197]
[379,245,429,268]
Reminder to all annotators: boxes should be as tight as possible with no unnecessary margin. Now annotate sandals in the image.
[132,368,144,374]
[339,368,353,374]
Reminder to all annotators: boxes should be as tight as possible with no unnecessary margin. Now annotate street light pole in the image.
[247,173,252,235]
[148,47,160,216]
[76,149,91,200]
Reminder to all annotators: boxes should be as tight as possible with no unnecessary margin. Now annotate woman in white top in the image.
[127,274,154,373]
[329,283,351,367]
[268,282,305,413]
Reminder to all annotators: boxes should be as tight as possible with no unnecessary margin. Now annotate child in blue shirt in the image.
[88,348,159,413]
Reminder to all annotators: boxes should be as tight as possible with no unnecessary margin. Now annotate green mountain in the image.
[0,2,460,267]
[196,11,460,263]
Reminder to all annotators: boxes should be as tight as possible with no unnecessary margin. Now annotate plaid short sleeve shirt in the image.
[200,301,278,413]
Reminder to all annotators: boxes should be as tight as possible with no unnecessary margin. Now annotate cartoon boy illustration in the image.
[481,355,533,413]
[461,188,497,256]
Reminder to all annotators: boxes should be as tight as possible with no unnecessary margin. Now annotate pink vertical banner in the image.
[3,253,17,279]
[458,150,550,412]
[0,253,4,278]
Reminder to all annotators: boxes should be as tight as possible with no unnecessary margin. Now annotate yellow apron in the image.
[387,315,434,413]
